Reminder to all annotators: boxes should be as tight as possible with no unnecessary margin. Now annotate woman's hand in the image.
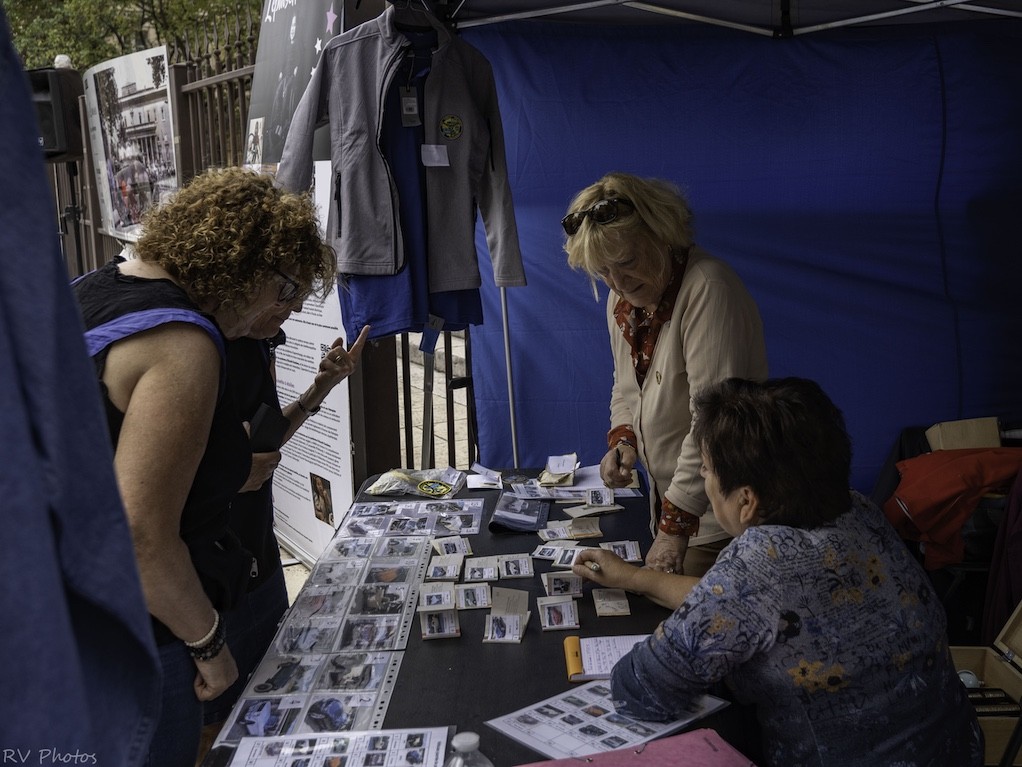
[193,647,239,701]
[600,444,636,488]
[240,450,281,492]
[572,548,638,590]
[645,531,688,574]
[313,326,370,392]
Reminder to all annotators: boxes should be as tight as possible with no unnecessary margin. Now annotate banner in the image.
[82,47,178,241]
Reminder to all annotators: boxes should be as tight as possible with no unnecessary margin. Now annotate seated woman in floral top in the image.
[574,377,983,767]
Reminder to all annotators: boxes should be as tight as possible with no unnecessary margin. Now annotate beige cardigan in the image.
[607,247,768,545]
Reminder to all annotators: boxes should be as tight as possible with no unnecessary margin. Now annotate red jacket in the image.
[883,447,1022,570]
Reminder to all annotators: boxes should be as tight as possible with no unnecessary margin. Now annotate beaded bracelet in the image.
[185,611,226,662]
[296,393,320,416]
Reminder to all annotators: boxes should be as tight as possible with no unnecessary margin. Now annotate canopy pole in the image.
[499,287,520,469]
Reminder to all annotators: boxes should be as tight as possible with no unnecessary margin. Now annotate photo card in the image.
[537,595,580,631]
[463,555,501,582]
[499,554,534,579]
[244,653,325,697]
[323,535,376,561]
[375,535,429,559]
[295,692,377,734]
[431,536,472,556]
[483,612,530,643]
[425,553,464,581]
[418,581,457,611]
[308,560,367,588]
[542,571,584,598]
[419,609,461,640]
[312,651,399,693]
[336,615,401,652]
[455,583,492,610]
[598,540,643,562]
[593,588,631,617]
[349,583,410,616]
[216,694,304,744]
[363,558,419,584]
[289,586,354,619]
[276,616,342,655]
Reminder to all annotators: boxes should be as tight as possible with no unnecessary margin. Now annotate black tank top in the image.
[74,260,253,642]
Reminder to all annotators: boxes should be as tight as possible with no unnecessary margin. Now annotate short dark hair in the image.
[691,377,851,528]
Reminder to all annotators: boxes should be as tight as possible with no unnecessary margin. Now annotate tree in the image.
[6,0,262,71]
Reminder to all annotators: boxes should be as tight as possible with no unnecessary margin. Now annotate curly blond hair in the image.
[134,167,336,313]
[563,172,694,277]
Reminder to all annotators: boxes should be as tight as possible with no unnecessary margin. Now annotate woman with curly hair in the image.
[73,167,336,767]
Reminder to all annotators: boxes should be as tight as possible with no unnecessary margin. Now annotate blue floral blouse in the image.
[611,492,984,766]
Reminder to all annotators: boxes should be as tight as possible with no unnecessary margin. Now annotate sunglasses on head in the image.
[561,197,635,236]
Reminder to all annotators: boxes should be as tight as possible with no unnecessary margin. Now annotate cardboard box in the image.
[951,600,1022,765]
[926,417,1001,451]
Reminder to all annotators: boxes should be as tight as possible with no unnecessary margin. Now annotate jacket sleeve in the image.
[276,45,332,193]
[471,51,527,287]
[664,264,768,516]
[606,295,636,434]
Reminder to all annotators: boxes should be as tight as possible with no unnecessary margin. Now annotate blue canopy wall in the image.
[461,19,1022,493]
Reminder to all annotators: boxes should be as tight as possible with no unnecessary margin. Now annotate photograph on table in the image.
[244,653,325,697]
[419,609,461,640]
[463,556,500,582]
[336,616,402,652]
[309,559,368,588]
[350,583,410,616]
[483,612,530,643]
[313,651,402,692]
[385,515,433,536]
[538,596,580,631]
[289,585,355,619]
[324,536,376,561]
[432,536,472,556]
[542,572,584,598]
[425,553,464,581]
[375,535,430,559]
[216,695,304,745]
[598,540,642,562]
[217,728,450,767]
[347,502,401,518]
[499,554,535,579]
[276,616,343,655]
[363,559,420,585]
[296,692,378,734]
[338,514,392,538]
[455,584,492,610]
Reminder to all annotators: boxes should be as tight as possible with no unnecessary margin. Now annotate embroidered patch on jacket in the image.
[439,115,463,140]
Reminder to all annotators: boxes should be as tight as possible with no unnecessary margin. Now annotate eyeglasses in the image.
[273,268,307,304]
[561,197,635,236]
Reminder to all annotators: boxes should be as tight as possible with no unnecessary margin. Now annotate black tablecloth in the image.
[367,473,670,766]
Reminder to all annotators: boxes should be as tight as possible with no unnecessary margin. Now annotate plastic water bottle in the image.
[443,732,495,767]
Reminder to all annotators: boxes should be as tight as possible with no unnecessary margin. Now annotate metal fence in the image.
[46,6,477,479]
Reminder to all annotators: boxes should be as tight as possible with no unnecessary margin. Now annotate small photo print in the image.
[587,487,613,506]
[350,584,407,616]
[311,473,334,526]
[561,714,583,726]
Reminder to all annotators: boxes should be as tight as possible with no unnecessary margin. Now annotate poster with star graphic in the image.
[245,0,384,168]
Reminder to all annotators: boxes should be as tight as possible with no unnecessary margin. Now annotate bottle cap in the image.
[451,732,480,753]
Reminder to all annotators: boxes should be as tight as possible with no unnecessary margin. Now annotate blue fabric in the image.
[203,567,289,725]
[0,6,161,764]
[147,643,204,767]
[611,494,984,766]
[463,20,1022,492]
